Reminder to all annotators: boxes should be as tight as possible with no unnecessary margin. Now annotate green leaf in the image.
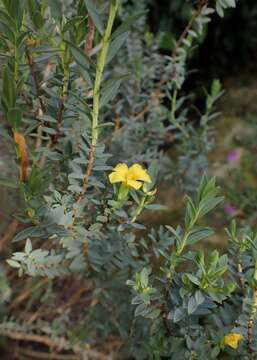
[211,266,227,278]
[224,0,236,7]
[226,282,236,294]
[65,40,93,86]
[187,228,214,245]
[0,9,16,42]
[135,303,147,317]
[106,32,129,64]
[48,0,62,22]
[100,75,127,107]
[188,296,198,314]
[12,226,47,242]
[25,238,32,253]
[186,273,200,286]
[111,11,145,39]
[27,0,44,29]
[0,177,18,189]
[166,225,183,248]
[216,3,224,17]
[96,122,114,128]
[140,267,150,288]
[2,66,16,112]
[147,308,160,319]
[195,290,205,305]
[143,160,158,192]
[70,90,92,111]
[199,196,223,217]
[0,20,15,43]
[0,9,17,30]
[207,250,219,270]
[84,0,104,35]
[185,196,196,228]
[117,183,129,201]
[41,127,57,135]
[211,79,222,97]
[62,16,85,34]
[6,259,20,268]
[145,204,167,211]
[173,308,185,322]
[2,0,23,28]
[65,40,91,69]
[211,346,220,359]
[7,107,22,129]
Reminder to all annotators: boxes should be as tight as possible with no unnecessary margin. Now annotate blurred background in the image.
[149,0,257,79]
[141,0,257,242]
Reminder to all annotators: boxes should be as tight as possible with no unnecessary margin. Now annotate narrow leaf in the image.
[84,0,104,35]
[106,32,129,64]
[111,11,145,39]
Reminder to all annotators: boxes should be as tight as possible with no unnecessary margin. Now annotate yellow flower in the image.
[26,37,38,48]
[109,163,151,190]
[224,333,243,349]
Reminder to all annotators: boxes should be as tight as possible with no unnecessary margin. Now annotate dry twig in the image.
[0,219,19,251]
[0,329,112,360]
[85,16,96,56]
[9,278,49,310]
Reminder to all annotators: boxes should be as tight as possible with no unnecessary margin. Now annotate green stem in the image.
[176,231,190,256]
[168,223,195,279]
[62,53,69,98]
[171,88,177,122]
[170,88,188,138]
[91,0,120,147]
[54,40,70,142]
[131,197,146,223]
[60,33,70,99]
[14,41,19,82]
[72,1,120,213]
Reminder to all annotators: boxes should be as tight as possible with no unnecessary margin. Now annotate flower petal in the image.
[224,333,243,349]
[126,179,142,190]
[113,163,128,175]
[128,164,151,183]
[109,163,128,184]
[109,172,125,184]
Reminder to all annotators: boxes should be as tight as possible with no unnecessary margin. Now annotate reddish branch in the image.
[0,219,19,251]
[26,51,46,113]
[134,0,208,121]
[172,0,207,59]
[75,145,96,207]
[73,17,97,211]
[13,132,29,182]
[134,88,162,120]
[53,95,66,144]
[85,16,96,56]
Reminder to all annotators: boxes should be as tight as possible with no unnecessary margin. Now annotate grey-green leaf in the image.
[84,0,104,35]
[100,76,127,107]
[106,32,129,64]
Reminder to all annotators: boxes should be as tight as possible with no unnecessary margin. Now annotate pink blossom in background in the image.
[226,149,240,163]
[224,204,237,216]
